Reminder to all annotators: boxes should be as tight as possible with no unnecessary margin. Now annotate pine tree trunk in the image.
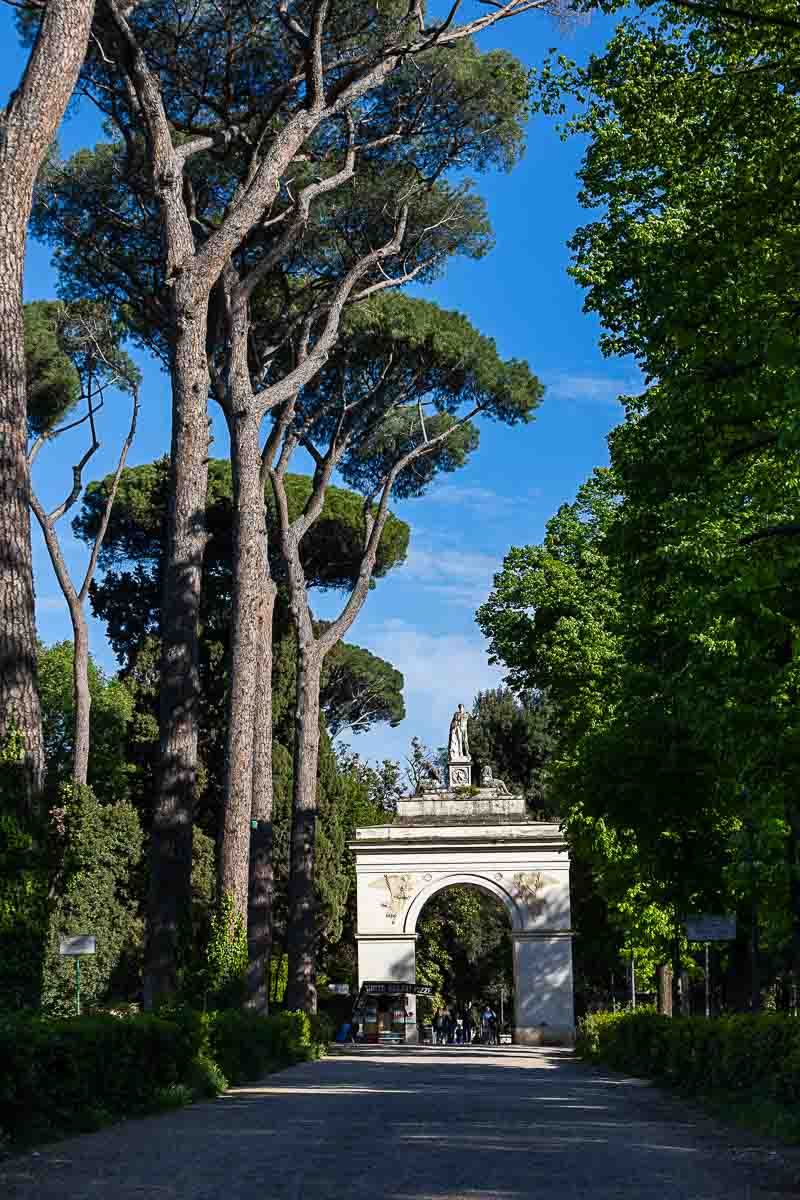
[285,643,323,1013]
[657,963,673,1016]
[220,410,267,921]
[0,0,96,804]
[70,602,91,789]
[144,302,210,1009]
[247,579,277,1013]
[0,253,44,802]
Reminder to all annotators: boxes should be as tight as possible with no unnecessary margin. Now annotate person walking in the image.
[481,1004,495,1045]
[433,1010,443,1045]
[470,1003,481,1045]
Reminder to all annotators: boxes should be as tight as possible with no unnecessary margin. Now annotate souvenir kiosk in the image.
[353,981,433,1044]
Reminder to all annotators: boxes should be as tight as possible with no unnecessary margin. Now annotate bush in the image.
[576,1009,800,1106]
[208,1009,316,1084]
[0,1005,325,1146]
[0,1012,194,1144]
[309,1011,336,1050]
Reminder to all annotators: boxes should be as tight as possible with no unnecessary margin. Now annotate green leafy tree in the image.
[35,0,547,1010]
[468,687,554,812]
[25,300,140,788]
[74,458,408,826]
[37,641,136,803]
[0,0,96,806]
[0,725,50,1010]
[41,786,144,1017]
[416,886,512,1019]
[266,290,541,1010]
[532,0,800,999]
[320,637,405,739]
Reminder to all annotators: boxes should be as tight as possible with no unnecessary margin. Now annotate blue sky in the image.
[6,6,637,770]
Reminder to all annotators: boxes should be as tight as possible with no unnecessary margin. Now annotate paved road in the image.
[2,1046,797,1199]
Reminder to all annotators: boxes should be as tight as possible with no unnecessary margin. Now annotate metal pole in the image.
[704,943,710,1018]
[500,986,504,1029]
[751,883,760,1014]
[630,951,636,1010]
[745,819,760,1014]
[76,957,81,1017]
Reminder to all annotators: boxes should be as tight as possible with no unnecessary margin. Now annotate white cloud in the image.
[419,483,517,514]
[546,372,641,406]
[400,544,499,609]
[344,620,505,764]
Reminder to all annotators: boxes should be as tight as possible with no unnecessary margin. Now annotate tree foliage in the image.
[468,687,554,811]
[37,642,135,801]
[416,885,512,1016]
[41,787,144,1017]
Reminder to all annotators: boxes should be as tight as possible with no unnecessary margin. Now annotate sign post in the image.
[683,916,736,1019]
[59,935,96,1016]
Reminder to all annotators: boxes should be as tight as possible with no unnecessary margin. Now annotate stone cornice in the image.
[350,824,568,856]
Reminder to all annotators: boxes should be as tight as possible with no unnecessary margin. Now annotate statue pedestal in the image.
[448,758,472,788]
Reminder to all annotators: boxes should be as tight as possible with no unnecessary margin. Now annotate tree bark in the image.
[220,409,267,920]
[247,579,277,1013]
[70,611,91,789]
[144,302,210,1010]
[285,642,323,1013]
[0,0,96,805]
[29,491,94,791]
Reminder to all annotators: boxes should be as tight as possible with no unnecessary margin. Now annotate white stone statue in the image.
[448,703,470,759]
[480,764,511,795]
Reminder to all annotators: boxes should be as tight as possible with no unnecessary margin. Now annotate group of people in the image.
[432,1004,498,1046]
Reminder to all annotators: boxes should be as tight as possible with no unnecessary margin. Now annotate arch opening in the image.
[413,880,514,1041]
[403,872,522,935]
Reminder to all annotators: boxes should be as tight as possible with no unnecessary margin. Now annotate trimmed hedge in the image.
[577,1010,800,1106]
[0,1007,325,1147]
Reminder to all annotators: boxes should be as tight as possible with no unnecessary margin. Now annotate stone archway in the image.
[351,805,575,1045]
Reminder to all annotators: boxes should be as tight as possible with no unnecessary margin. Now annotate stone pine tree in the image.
[0,0,96,807]
[25,302,139,789]
[37,0,551,1007]
[264,291,542,1011]
[75,457,409,1005]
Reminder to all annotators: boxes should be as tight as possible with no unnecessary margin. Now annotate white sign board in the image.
[59,934,96,957]
[327,983,350,995]
[684,915,736,942]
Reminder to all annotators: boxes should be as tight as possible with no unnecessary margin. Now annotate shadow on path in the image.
[2,1046,797,1199]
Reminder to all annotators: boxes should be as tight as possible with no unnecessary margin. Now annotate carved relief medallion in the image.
[368,873,416,924]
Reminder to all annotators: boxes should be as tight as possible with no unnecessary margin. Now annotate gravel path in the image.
[2,1045,798,1199]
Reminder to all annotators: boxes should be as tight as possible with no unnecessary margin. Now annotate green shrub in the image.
[0,1004,325,1146]
[0,1012,194,1144]
[309,1011,336,1051]
[577,1009,800,1106]
[208,1009,315,1083]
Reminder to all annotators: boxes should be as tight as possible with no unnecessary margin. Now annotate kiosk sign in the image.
[684,915,736,942]
[362,980,433,996]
